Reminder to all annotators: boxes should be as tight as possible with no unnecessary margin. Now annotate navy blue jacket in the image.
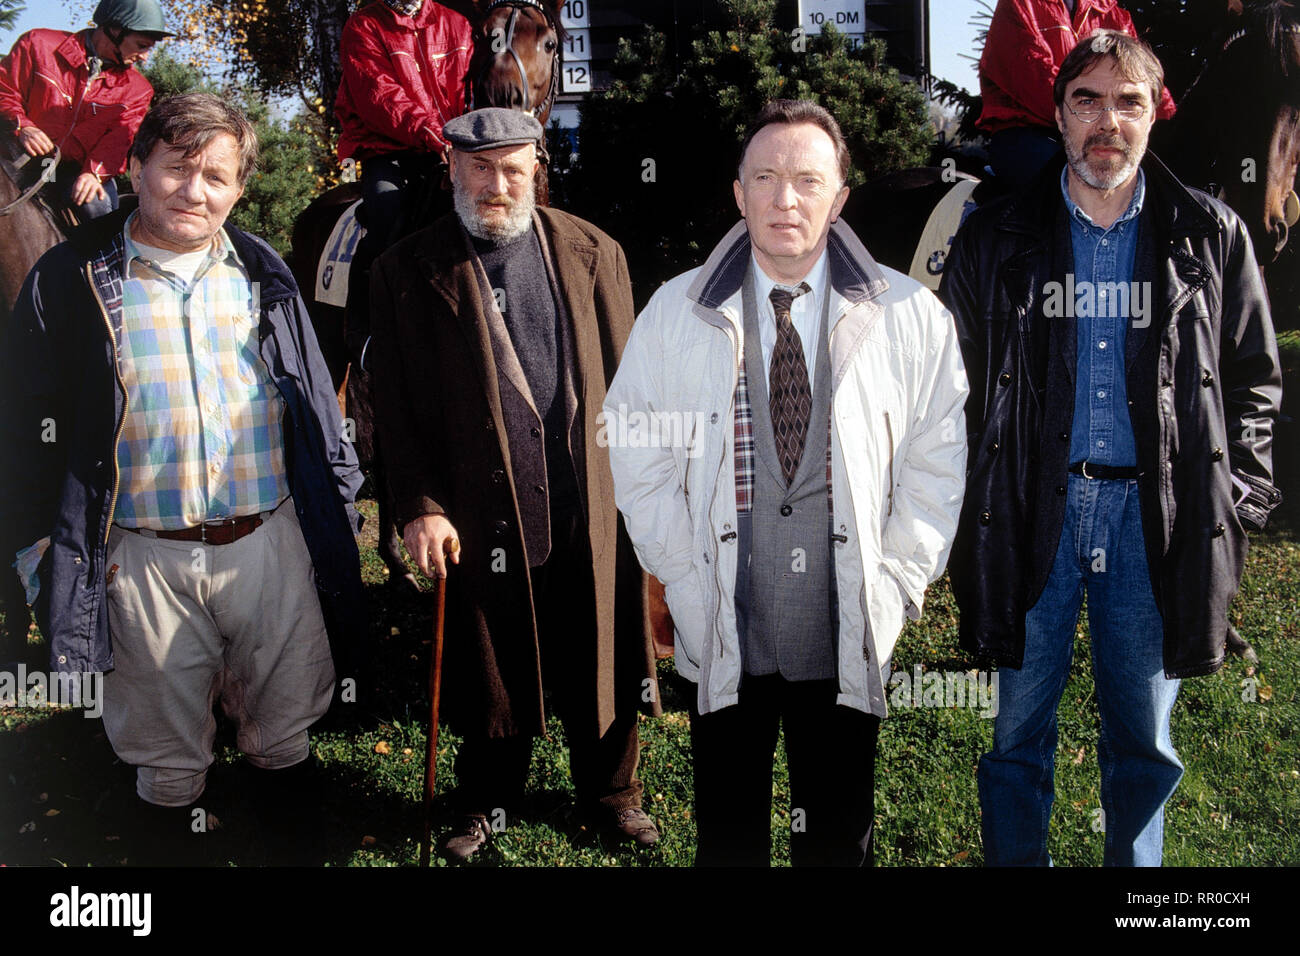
[1,207,365,673]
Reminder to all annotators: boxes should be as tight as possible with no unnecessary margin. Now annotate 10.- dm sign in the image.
[800,0,868,49]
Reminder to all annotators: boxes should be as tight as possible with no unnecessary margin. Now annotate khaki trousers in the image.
[102,498,335,806]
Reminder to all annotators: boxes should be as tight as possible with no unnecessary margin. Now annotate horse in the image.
[843,0,1300,308]
[289,0,563,590]
[0,151,66,326]
[0,149,68,661]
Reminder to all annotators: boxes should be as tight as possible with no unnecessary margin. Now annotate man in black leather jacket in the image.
[939,30,1282,866]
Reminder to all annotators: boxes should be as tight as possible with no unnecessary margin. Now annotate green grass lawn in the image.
[2,494,1297,867]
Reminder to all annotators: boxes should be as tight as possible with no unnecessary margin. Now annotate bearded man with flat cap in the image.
[368,107,662,863]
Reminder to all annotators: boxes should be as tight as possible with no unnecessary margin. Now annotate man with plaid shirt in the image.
[606,100,969,866]
[2,93,364,864]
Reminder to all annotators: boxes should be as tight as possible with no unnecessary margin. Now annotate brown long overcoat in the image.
[368,206,660,739]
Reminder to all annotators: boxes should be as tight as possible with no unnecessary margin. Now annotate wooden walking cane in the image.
[421,536,459,867]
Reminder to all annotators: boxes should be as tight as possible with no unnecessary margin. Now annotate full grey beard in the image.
[1064,131,1142,192]
[454,184,535,243]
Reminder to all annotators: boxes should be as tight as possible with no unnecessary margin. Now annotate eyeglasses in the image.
[1064,103,1148,124]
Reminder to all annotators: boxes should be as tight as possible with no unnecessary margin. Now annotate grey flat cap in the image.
[443,108,544,152]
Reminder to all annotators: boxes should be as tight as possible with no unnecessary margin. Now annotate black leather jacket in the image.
[938,153,1282,678]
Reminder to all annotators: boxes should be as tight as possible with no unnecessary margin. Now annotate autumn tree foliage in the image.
[64,0,355,128]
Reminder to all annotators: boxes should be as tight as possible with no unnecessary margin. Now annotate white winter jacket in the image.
[604,220,969,718]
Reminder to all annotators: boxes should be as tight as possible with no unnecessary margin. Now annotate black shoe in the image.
[439,813,492,864]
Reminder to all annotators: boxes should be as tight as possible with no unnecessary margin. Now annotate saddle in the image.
[0,134,79,234]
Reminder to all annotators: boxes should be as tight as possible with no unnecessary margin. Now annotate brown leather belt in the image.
[126,514,266,546]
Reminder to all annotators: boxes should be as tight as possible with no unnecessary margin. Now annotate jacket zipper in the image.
[884,411,895,517]
[705,324,744,660]
[87,263,128,546]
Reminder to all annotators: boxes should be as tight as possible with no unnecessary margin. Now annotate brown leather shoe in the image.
[612,807,660,847]
[439,813,492,863]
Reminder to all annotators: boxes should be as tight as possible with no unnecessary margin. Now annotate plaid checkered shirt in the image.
[112,216,289,530]
[733,357,833,516]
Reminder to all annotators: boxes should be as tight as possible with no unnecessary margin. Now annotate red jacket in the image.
[978,0,1176,134]
[336,1,473,162]
[0,29,154,179]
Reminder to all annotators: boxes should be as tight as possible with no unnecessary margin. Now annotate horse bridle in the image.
[467,0,561,123]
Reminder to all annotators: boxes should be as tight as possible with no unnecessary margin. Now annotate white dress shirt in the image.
[751,249,829,393]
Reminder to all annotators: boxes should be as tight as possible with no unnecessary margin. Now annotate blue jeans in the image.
[978,473,1183,866]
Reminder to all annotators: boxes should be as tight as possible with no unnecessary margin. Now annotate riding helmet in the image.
[92,0,175,38]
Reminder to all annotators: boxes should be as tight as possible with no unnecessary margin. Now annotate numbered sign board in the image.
[560,0,592,92]
[798,0,867,49]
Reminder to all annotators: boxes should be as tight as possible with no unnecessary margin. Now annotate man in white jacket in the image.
[604,100,970,866]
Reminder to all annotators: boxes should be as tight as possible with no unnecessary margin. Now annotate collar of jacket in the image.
[66,204,301,305]
[53,28,136,87]
[990,150,1220,244]
[686,218,889,327]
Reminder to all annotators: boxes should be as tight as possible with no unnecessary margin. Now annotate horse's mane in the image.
[1229,0,1300,81]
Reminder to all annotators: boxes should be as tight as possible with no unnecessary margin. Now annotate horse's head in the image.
[1191,1,1300,261]
[468,0,562,128]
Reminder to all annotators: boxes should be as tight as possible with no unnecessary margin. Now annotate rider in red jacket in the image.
[335,0,473,367]
[978,0,1176,187]
[0,0,171,221]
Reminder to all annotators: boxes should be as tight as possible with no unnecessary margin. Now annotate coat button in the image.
[491,469,505,484]
[530,426,540,438]
[534,485,544,495]
[989,441,1000,453]
[710,412,719,424]
[1059,431,1068,442]
[1211,447,1223,461]
[1055,485,1066,496]
[998,371,1012,386]
[780,504,793,517]
[1202,371,1214,387]
[493,520,508,535]
[1212,522,1225,537]
[979,510,991,525]
[485,420,495,431]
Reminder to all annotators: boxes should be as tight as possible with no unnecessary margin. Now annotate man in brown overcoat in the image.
[368,108,661,863]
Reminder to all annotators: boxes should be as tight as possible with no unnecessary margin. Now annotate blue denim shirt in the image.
[1062,167,1144,467]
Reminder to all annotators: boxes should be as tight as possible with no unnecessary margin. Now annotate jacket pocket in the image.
[663,569,708,670]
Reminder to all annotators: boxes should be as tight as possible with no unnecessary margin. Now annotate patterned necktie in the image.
[768,282,812,485]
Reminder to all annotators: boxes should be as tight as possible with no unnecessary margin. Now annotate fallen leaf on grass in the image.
[374,741,391,755]
[953,850,969,862]
[361,835,376,847]
[1071,746,1086,765]
[1258,685,1273,701]
[44,809,59,817]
